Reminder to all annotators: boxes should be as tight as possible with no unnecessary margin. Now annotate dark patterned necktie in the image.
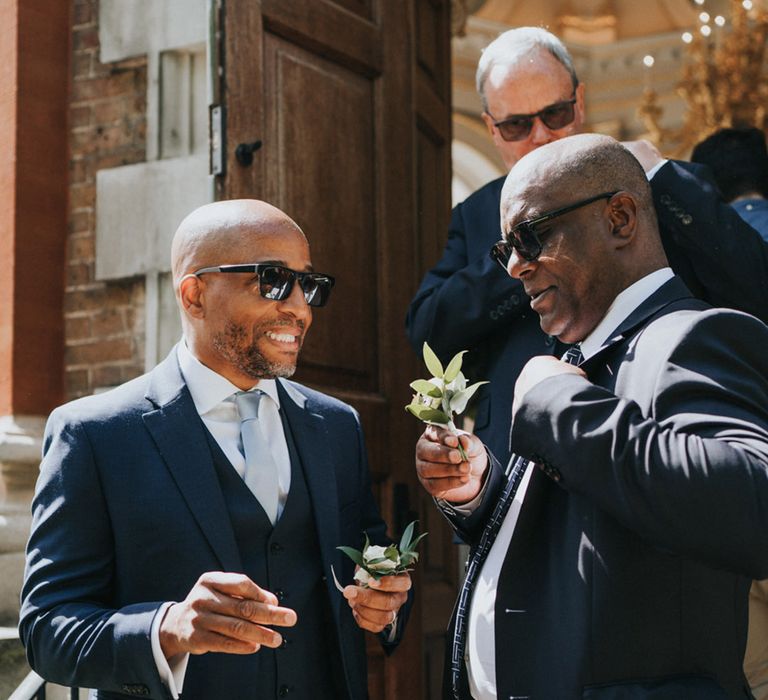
[449,343,583,699]
[560,343,584,366]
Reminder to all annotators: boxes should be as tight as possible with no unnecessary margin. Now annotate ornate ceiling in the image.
[472,0,734,42]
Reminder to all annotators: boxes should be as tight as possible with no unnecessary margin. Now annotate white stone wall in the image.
[97,0,215,370]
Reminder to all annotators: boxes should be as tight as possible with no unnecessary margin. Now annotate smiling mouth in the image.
[528,287,553,308]
[266,330,300,345]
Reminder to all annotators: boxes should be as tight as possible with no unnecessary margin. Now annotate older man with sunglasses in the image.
[417,133,768,700]
[20,200,410,700]
[406,26,768,469]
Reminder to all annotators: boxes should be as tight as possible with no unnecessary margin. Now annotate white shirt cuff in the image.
[646,158,668,180]
[151,602,190,698]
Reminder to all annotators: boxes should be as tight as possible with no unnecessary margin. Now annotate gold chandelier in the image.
[638,0,768,156]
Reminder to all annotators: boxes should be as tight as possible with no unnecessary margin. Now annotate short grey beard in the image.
[212,321,298,381]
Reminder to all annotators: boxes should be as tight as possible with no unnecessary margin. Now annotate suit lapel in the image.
[277,380,342,620]
[142,349,242,572]
[581,276,695,372]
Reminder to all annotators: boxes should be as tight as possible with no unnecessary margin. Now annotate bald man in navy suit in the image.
[21,200,411,700]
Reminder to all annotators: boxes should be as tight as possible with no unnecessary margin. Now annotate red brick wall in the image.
[0,0,69,416]
[66,0,148,399]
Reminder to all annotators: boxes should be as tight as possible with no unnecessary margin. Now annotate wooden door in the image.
[217,1,454,697]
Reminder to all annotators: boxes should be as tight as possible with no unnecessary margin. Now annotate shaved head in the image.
[171,199,315,389]
[501,134,665,273]
[171,199,306,292]
[500,134,668,343]
[501,134,653,227]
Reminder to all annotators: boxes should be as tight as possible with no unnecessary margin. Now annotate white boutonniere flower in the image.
[405,342,488,460]
[332,521,427,591]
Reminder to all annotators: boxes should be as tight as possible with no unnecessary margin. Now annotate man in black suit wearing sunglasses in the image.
[20,199,410,700]
[406,26,768,468]
[417,133,768,699]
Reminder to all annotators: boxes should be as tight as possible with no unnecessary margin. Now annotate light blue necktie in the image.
[235,390,280,525]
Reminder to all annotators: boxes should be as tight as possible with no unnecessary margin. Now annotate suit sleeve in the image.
[434,451,507,546]
[19,410,169,699]
[405,196,528,362]
[652,160,768,323]
[510,310,768,579]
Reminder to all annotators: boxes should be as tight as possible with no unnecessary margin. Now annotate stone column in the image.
[0,417,46,621]
[0,0,69,625]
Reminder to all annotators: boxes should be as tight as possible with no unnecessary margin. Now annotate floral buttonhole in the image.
[405,342,487,460]
[331,520,427,591]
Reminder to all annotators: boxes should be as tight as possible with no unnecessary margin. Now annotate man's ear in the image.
[607,192,638,248]
[574,82,587,126]
[179,274,205,319]
[481,111,496,139]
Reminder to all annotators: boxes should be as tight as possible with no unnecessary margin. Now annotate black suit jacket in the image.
[406,163,768,466]
[449,277,768,699]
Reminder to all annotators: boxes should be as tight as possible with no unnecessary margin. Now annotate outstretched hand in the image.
[415,425,488,503]
[159,571,297,659]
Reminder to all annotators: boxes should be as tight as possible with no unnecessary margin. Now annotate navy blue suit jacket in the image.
[447,277,768,699]
[733,198,768,242]
[20,348,399,699]
[406,161,768,466]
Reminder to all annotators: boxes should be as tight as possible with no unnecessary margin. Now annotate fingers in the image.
[417,435,463,465]
[192,610,286,653]
[368,573,412,592]
[344,581,408,634]
[199,571,279,607]
[160,572,297,658]
[417,456,470,479]
[218,595,297,628]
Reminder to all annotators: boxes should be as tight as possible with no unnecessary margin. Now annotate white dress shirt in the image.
[466,267,674,699]
[150,340,292,698]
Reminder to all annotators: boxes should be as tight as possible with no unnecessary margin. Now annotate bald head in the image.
[171,199,306,291]
[502,134,664,266]
[499,134,668,343]
[172,199,316,389]
[502,134,651,221]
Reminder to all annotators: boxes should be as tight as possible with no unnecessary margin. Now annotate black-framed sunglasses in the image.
[192,263,335,307]
[488,94,578,142]
[490,191,619,268]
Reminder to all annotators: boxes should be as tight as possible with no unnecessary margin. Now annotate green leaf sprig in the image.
[332,521,427,590]
[405,342,488,460]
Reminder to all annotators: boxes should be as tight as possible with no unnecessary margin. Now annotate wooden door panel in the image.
[263,35,379,391]
[220,1,453,696]
[263,0,380,70]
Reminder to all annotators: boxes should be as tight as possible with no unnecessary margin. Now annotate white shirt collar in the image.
[176,340,281,416]
[580,267,674,360]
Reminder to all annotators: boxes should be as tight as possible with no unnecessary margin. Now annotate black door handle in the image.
[235,140,262,166]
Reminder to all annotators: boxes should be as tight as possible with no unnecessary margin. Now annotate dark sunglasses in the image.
[488,95,578,142]
[193,263,335,307]
[490,191,619,267]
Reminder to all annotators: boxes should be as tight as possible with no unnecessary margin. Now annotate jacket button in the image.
[270,542,283,554]
[275,588,285,602]
[279,685,290,697]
